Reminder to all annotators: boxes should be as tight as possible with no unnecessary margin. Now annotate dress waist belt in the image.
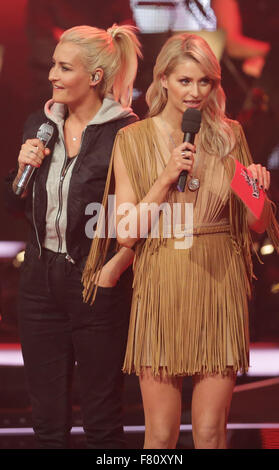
[160,224,231,249]
[192,224,231,236]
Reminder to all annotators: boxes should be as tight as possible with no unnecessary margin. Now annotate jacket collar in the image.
[44,94,137,127]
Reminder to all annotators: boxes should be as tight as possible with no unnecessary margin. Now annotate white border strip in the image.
[1,346,279,376]
[234,377,279,392]
[0,241,25,259]
[1,423,279,436]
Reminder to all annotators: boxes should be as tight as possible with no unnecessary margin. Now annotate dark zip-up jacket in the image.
[5,108,137,265]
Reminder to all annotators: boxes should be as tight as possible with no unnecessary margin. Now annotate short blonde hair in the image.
[60,24,142,107]
[146,33,235,157]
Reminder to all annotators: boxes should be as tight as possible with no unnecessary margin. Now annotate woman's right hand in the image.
[160,141,196,187]
[17,138,51,176]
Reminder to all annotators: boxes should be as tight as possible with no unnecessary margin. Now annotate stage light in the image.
[12,250,25,268]
[260,238,274,256]
[271,283,279,295]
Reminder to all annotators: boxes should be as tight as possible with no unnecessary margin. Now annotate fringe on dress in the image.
[82,118,279,377]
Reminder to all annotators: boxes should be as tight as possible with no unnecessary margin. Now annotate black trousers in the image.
[18,245,132,449]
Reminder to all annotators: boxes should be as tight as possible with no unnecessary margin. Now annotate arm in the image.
[114,135,195,249]
[232,122,272,233]
[212,0,270,59]
[12,138,50,198]
[246,163,271,233]
[4,136,50,214]
[96,246,135,287]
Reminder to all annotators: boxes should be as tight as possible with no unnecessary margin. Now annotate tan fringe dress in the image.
[82,117,279,377]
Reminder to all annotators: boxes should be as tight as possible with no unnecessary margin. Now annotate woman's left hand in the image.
[247,163,270,192]
[96,262,119,288]
[94,247,134,288]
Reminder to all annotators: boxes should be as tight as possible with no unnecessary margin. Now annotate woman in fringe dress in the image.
[83,33,279,449]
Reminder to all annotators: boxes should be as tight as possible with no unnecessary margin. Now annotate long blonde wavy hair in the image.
[60,24,142,108]
[146,33,235,156]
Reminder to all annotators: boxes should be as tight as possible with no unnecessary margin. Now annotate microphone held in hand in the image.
[15,122,54,196]
[177,108,201,192]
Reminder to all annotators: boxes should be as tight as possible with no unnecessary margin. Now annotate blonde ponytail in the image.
[106,24,142,107]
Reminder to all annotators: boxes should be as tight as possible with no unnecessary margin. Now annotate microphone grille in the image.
[36,122,54,145]
[182,108,201,134]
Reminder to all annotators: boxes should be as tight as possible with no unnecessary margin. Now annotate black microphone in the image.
[15,122,54,196]
[177,108,201,192]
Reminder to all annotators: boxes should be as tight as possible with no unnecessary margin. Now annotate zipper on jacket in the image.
[55,130,86,253]
[32,178,42,258]
[55,154,72,253]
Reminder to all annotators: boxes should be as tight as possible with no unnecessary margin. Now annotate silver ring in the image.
[181,151,187,157]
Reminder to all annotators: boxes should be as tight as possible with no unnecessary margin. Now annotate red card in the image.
[230,159,265,220]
